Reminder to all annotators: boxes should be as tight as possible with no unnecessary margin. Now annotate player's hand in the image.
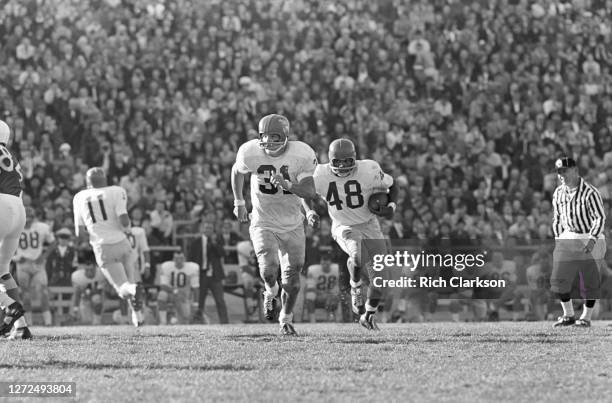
[233,205,249,223]
[306,210,320,228]
[584,238,596,254]
[270,173,290,190]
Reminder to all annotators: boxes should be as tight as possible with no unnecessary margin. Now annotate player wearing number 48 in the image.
[302,138,398,331]
[231,114,318,336]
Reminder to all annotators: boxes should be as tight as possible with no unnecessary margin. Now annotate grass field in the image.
[1,322,611,402]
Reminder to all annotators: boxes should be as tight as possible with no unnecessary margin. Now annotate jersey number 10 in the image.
[87,197,108,224]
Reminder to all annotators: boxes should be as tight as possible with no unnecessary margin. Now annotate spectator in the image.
[189,220,228,324]
[46,227,78,286]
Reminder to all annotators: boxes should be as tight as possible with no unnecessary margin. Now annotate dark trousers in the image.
[199,278,229,324]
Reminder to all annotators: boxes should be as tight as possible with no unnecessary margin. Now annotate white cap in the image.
[0,120,10,144]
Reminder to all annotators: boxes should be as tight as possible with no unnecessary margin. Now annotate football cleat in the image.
[280,323,298,336]
[573,319,591,328]
[263,290,278,322]
[7,326,32,340]
[350,286,365,315]
[359,311,380,331]
[0,302,25,337]
[553,315,576,327]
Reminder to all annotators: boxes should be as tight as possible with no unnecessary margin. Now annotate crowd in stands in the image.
[2,0,612,299]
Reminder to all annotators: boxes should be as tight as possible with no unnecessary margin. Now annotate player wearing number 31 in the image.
[73,167,145,327]
[302,138,398,331]
[231,114,317,336]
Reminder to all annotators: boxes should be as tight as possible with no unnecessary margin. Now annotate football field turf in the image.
[1,322,611,402]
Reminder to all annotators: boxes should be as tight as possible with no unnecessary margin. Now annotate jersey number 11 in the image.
[87,197,108,223]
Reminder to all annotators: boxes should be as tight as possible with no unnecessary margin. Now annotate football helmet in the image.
[258,114,289,156]
[328,138,356,177]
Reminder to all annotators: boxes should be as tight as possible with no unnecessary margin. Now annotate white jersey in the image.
[16,221,54,261]
[127,226,150,269]
[235,139,317,232]
[73,185,129,247]
[314,160,393,226]
[72,266,106,291]
[307,263,340,294]
[159,261,200,290]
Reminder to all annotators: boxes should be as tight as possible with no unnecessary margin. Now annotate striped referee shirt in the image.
[552,177,606,238]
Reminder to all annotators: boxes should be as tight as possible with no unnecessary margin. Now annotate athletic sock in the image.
[279,311,293,324]
[561,300,574,317]
[580,306,593,321]
[14,317,27,328]
[0,293,15,309]
[265,282,279,297]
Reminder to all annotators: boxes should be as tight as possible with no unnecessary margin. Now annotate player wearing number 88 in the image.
[231,114,317,336]
[157,250,199,325]
[302,138,398,331]
[72,167,145,327]
[0,119,32,339]
[14,206,55,326]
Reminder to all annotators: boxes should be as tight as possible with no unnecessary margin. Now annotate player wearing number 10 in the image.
[157,250,199,325]
[231,114,317,336]
[302,138,397,330]
[73,167,145,327]
[0,120,32,339]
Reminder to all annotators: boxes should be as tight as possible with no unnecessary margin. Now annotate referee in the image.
[551,157,606,327]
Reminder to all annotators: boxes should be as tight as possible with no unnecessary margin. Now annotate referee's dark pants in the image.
[551,236,605,299]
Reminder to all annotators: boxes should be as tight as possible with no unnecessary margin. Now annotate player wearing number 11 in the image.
[231,114,317,336]
[73,167,145,327]
[302,138,397,331]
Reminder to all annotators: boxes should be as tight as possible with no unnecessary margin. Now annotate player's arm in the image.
[271,150,318,199]
[372,163,397,219]
[231,147,251,222]
[158,265,174,293]
[138,230,152,276]
[585,188,606,253]
[73,195,88,239]
[115,188,131,233]
[301,197,321,228]
[551,188,562,238]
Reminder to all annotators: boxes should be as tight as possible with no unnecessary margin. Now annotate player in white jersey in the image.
[73,167,145,327]
[0,119,32,339]
[302,138,397,330]
[231,114,317,336]
[71,249,106,325]
[126,226,151,283]
[14,207,55,326]
[305,253,340,323]
[157,250,199,325]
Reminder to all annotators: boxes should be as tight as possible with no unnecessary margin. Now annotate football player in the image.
[157,250,199,325]
[71,249,106,325]
[302,138,397,330]
[73,167,145,327]
[305,252,340,323]
[0,119,32,339]
[14,206,55,326]
[231,114,317,336]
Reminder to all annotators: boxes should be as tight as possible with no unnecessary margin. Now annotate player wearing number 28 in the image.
[231,114,317,336]
[302,138,398,331]
[0,120,32,339]
[72,167,145,327]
